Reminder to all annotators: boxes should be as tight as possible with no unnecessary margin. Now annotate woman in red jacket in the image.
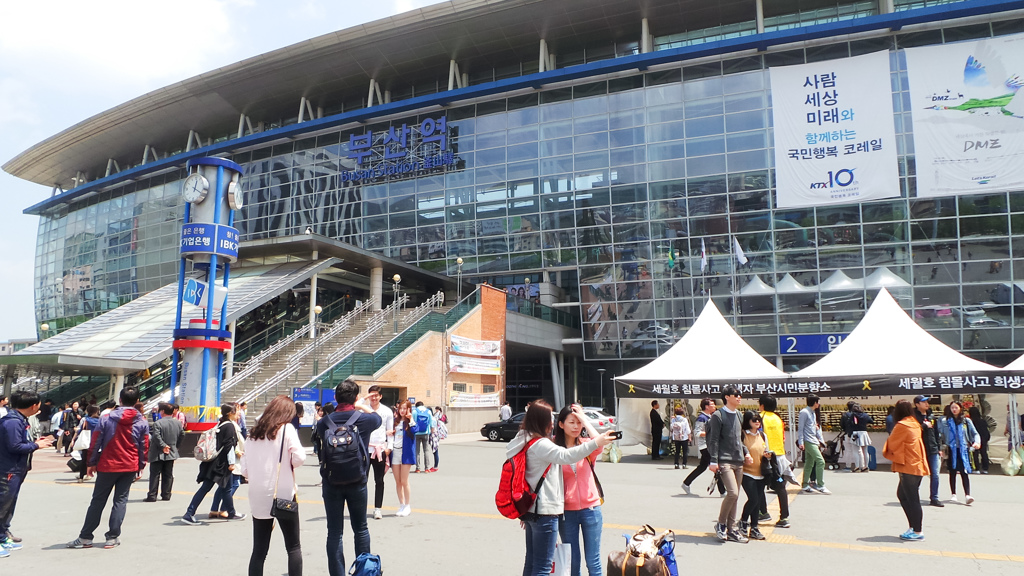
[883,400,930,541]
[554,404,604,576]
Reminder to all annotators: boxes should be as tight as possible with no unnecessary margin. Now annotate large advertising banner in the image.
[905,34,1024,197]
[770,50,900,208]
[449,354,502,375]
[450,335,501,356]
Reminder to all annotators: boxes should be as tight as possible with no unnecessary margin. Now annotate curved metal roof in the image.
[5,0,754,189]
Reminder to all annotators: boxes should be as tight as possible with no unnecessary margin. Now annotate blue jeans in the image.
[323,482,370,576]
[928,452,941,501]
[560,507,603,576]
[212,474,241,512]
[186,479,235,517]
[79,471,135,540]
[0,472,26,533]
[523,514,560,576]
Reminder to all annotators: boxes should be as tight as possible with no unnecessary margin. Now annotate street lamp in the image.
[597,368,607,412]
[40,323,50,340]
[456,257,464,303]
[392,274,402,333]
[313,305,322,375]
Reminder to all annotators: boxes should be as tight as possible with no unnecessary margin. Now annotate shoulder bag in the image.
[271,425,299,521]
[73,421,91,451]
[584,455,605,505]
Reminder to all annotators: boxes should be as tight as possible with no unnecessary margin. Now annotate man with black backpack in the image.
[316,379,381,576]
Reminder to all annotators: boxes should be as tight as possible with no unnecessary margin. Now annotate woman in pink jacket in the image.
[554,404,605,576]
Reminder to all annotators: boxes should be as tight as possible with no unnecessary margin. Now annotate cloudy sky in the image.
[0,0,445,342]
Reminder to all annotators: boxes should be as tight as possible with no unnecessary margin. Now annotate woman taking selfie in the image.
[239,396,306,576]
[507,400,616,576]
[554,405,605,576]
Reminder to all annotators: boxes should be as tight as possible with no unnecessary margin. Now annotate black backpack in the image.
[320,411,370,485]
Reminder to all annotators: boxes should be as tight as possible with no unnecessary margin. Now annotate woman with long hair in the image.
[883,400,929,540]
[738,411,768,541]
[211,402,246,518]
[848,403,874,473]
[507,400,616,576]
[554,405,604,576]
[940,400,980,505]
[967,406,990,474]
[239,396,306,576]
[391,400,416,517]
[181,404,246,524]
[70,405,100,483]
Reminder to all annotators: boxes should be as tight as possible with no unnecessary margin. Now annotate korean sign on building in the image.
[341,115,460,182]
[905,32,1024,197]
[770,51,900,208]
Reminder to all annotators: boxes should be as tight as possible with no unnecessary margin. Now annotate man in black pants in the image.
[913,395,944,507]
[366,385,394,520]
[682,398,725,495]
[650,400,664,460]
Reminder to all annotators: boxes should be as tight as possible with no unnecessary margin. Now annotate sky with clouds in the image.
[0,0,445,342]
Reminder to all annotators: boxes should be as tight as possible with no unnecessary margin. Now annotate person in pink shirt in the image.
[554,404,604,576]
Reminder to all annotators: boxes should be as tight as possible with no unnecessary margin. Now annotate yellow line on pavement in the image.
[28,478,1023,563]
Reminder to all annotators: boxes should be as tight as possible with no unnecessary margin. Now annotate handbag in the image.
[67,456,84,473]
[73,422,91,451]
[550,535,570,576]
[270,425,299,521]
[584,455,605,505]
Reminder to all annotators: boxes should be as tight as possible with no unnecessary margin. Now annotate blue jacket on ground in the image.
[0,410,40,475]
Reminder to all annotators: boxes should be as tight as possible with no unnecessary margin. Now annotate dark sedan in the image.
[481,412,525,441]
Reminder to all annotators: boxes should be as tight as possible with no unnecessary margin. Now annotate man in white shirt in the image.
[499,402,512,421]
[366,385,394,520]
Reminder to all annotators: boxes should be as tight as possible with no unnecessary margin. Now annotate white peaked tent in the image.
[614,300,787,446]
[776,273,812,294]
[818,270,864,291]
[792,288,1006,394]
[863,267,911,289]
[739,276,776,296]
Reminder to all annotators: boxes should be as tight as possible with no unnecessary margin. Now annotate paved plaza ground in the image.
[4,432,1023,574]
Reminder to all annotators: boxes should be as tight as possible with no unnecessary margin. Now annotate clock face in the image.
[227,180,244,210]
[182,173,209,203]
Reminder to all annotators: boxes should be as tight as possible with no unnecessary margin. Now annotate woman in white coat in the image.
[239,395,307,576]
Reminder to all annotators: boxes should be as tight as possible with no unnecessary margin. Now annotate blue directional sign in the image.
[779,333,849,355]
[182,278,206,306]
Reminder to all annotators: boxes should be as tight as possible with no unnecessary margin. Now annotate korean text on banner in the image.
[449,354,502,375]
[450,335,502,356]
[905,33,1024,197]
[770,50,900,208]
[449,391,501,408]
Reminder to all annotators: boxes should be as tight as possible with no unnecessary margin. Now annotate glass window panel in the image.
[476,147,507,166]
[390,212,415,229]
[685,97,724,119]
[646,83,683,107]
[732,211,772,232]
[724,91,767,113]
[574,133,609,153]
[609,127,646,148]
[541,137,574,157]
[863,222,907,243]
[686,154,726,177]
[610,145,646,165]
[688,195,727,217]
[648,160,687,182]
[725,110,767,132]
[647,103,686,123]
[573,95,608,116]
[508,197,538,216]
[647,121,686,143]
[507,142,539,162]
[507,106,538,127]
[540,119,573,140]
[476,131,507,150]
[477,200,507,219]
[610,109,646,130]
[648,141,687,162]
[541,156,574,176]
[960,215,1008,236]
[686,135,726,156]
[508,160,539,180]
[727,150,768,172]
[730,190,770,212]
[508,125,539,144]
[726,131,767,152]
[574,115,609,135]
[540,101,573,122]
[685,116,725,138]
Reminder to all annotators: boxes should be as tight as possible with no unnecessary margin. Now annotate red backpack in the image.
[496,437,551,519]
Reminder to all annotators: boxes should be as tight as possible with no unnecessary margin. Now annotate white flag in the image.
[733,237,748,267]
[700,239,707,274]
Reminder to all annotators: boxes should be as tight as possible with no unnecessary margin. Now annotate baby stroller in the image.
[822,433,845,470]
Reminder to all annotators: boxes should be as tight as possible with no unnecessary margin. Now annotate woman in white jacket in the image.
[506,400,616,576]
[239,396,307,576]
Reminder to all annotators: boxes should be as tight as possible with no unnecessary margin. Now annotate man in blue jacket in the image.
[0,390,55,556]
[412,401,435,473]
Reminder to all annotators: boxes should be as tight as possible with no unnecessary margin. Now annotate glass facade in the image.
[31,8,1024,367]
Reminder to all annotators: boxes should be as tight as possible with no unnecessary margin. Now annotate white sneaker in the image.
[965,495,974,506]
[681,483,691,495]
[950,495,959,503]
[395,505,410,517]
[373,508,383,520]
[815,486,832,495]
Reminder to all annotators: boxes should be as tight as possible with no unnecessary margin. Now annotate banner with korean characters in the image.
[770,50,900,208]
[448,391,501,408]
[450,335,502,356]
[905,33,1024,197]
[449,354,502,375]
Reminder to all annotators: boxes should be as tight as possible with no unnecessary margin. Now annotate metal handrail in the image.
[286,296,381,366]
[238,297,400,405]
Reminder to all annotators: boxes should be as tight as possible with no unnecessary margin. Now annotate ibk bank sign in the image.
[341,115,460,182]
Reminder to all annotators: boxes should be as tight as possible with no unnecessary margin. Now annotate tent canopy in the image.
[614,289,1009,399]
[776,274,811,294]
[818,270,863,291]
[739,276,776,296]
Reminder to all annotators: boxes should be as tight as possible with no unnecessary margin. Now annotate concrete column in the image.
[308,273,319,338]
[225,321,236,378]
[549,351,564,409]
[880,0,895,14]
[641,18,652,53]
[112,372,125,401]
[756,0,765,34]
[539,39,549,73]
[1,365,14,397]
[370,267,384,311]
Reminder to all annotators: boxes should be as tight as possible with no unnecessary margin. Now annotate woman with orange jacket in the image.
[883,399,930,542]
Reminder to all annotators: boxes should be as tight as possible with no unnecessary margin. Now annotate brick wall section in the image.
[355,284,508,434]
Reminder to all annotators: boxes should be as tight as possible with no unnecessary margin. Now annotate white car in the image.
[581,408,616,435]
[951,306,986,318]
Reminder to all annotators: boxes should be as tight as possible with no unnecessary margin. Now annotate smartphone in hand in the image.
[611,431,623,440]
